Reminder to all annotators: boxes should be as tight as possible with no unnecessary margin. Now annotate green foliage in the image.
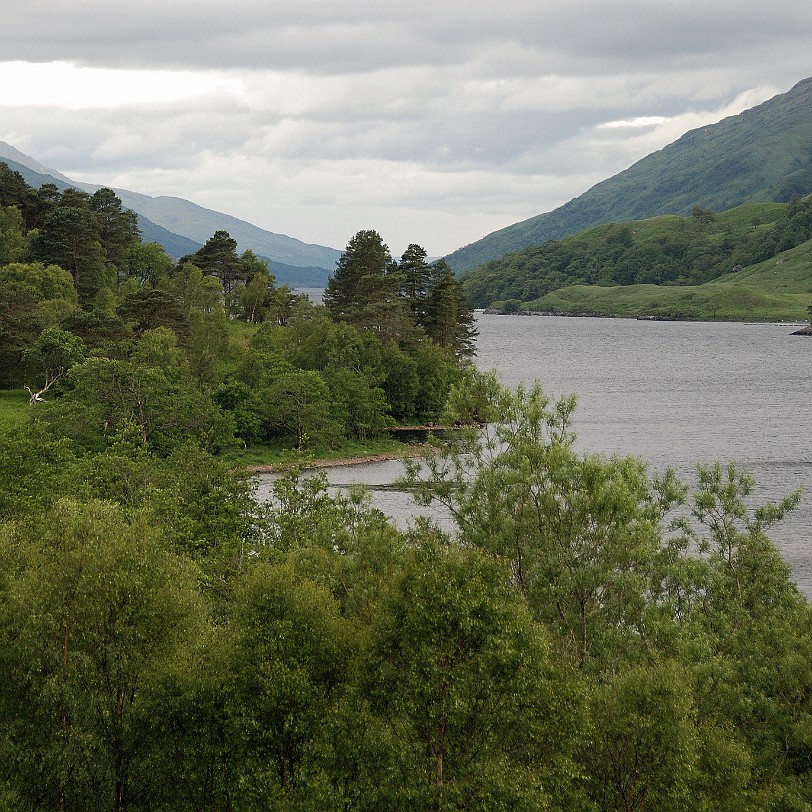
[465,199,812,319]
[23,325,86,396]
[0,421,76,520]
[36,328,235,454]
[5,158,812,808]
[366,539,584,809]
[226,562,353,804]
[0,204,28,264]
[181,229,245,294]
[264,370,344,449]
[121,242,173,288]
[0,262,78,387]
[0,171,468,453]
[401,377,812,809]
[0,499,204,810]
[1,376,811,809]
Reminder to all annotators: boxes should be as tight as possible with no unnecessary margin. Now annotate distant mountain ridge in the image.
[0,142,342,286]
[446,77,812,273]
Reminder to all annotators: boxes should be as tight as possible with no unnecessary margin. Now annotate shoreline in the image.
[482,309,808,326]
[246,443,438,474]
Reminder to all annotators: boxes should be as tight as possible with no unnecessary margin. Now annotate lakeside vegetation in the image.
[3,149,812,809]
[466,199,812,320]
[0,163,476,465]
[2,371,811,810]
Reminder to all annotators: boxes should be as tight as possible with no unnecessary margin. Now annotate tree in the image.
[0,422,76,520]
[324,230,417,342]
[38,328,234,454]
[365,539,585,810]
[122,242,173,289]
[326,367,394,441]
[23,326,86,403]
[117,287,190,337]
[0,204,28,264]
[264,370,343,448]
[228,268,274,323]
[584,661,700,812]
[402,376,684,667]
[324,230,393,318]
[0,161,39,228]
[162,261,222,313]
[185,230,245,294]
[0,262,78,387]
[0,499,205,811]
[399,243,432,308]
[422,259,478,359]
[89,188,140,272]
[224,563,353,807]
[31,205,110,304]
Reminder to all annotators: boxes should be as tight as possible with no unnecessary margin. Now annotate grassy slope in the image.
[0,390,30,429]
[447,77,812,273]
[526,239,812,321]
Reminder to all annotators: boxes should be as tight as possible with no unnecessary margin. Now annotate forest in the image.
[2,163,812,811]
[0,162,476,453]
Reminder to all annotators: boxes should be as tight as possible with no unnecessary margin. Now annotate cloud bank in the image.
[1,0,810,256]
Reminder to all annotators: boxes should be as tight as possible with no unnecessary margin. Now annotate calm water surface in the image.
[257,314,812,593]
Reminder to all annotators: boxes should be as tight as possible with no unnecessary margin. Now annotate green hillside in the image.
[464,196,812,320]
[520,238,812,321]
[448,77,812,274]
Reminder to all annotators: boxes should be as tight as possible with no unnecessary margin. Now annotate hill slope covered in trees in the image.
[463,198,812,320]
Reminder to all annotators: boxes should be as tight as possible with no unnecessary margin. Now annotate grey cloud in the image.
[2,0,811,255]
[4,0,810,75]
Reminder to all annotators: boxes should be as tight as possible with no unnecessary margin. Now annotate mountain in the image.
[0,153,205,259]
[108,188,341,281]
[0,142,342,286]
[446,76,812,274]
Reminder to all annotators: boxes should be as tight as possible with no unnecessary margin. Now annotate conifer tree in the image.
[324,230,417,342]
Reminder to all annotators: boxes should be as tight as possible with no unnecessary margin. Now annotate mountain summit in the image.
[446,77,812,273]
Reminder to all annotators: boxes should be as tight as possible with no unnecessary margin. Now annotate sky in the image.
[1,1,810,258]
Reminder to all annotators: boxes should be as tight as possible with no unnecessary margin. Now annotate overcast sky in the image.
[1,1,810,257]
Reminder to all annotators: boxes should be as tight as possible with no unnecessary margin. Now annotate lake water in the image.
[256,314,812,594]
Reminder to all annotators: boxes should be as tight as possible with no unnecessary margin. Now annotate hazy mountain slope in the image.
[0,142,76,185]
[0,155,204,258]
[111,189,341,271]
[447,77,812,273]
[0,141,342,281]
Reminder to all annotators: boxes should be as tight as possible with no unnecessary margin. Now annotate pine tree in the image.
[324,230,417,342]
[422,259,477,358]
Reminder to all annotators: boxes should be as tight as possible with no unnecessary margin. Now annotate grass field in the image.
[0,390,30,430]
